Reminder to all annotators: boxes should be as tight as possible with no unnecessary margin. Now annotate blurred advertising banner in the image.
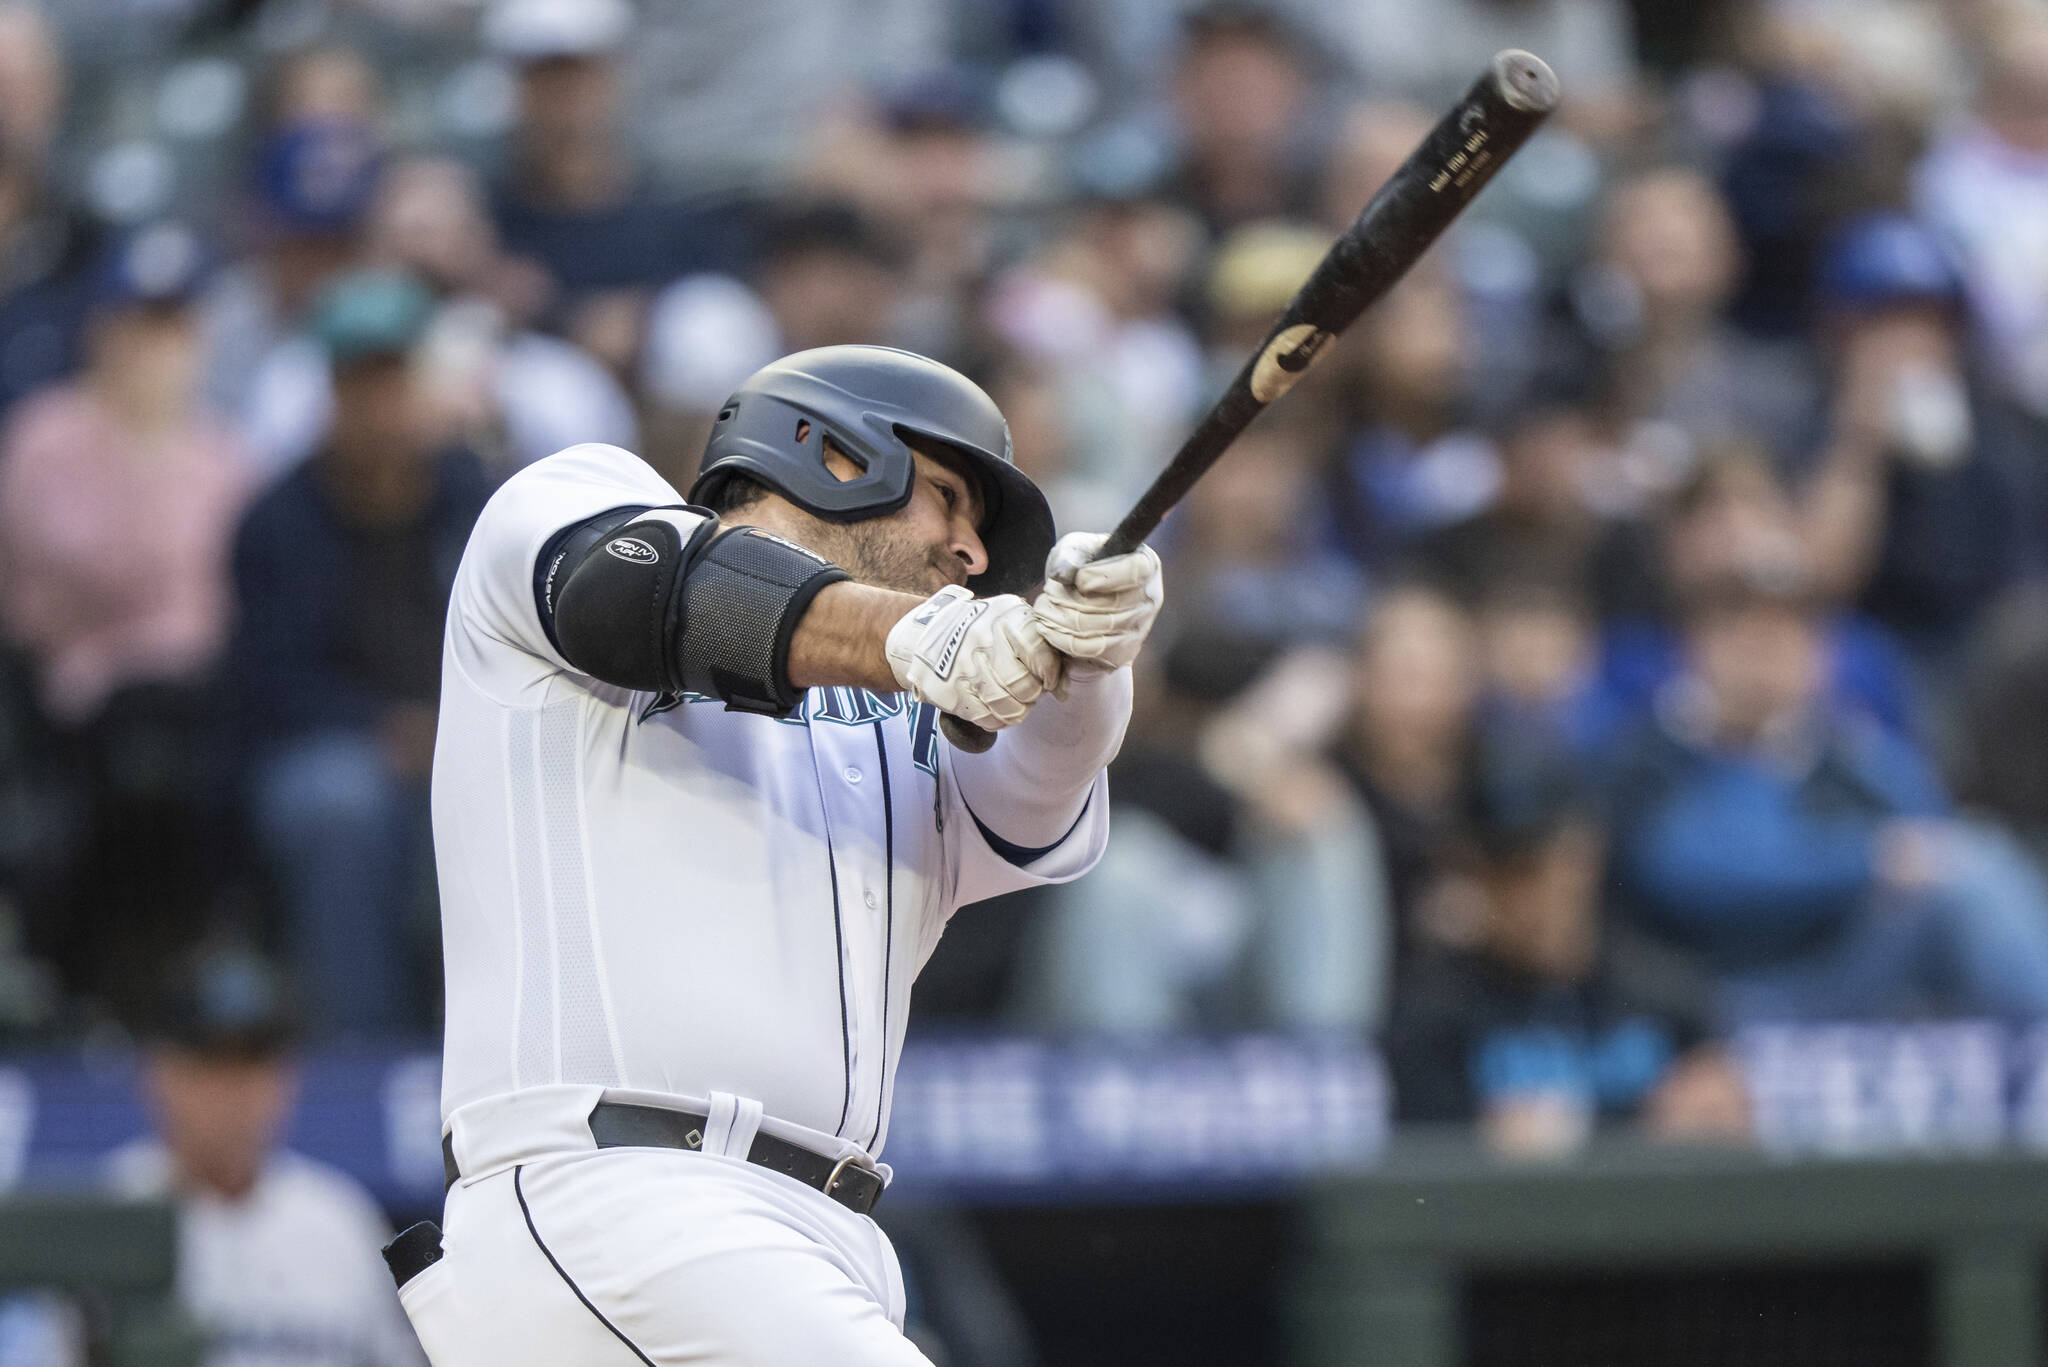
[0,1035,1389,1208]
[8,1026,2048,1206]
[1740,1021,2048,1156]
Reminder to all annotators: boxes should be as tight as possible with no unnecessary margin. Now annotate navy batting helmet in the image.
[690,346,1056,597]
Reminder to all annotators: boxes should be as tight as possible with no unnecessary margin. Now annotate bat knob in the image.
[940,714,997,754]
[1492,50,1561,113]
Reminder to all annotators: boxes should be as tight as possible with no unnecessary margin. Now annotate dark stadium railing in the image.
[0,1196,199,1366]
[1292,1135,2048,1367]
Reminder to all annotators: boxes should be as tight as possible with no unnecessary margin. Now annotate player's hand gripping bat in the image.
[942,49,1561,754]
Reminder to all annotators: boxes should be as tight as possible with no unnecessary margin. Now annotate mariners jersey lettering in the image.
[431,444,1107,1153]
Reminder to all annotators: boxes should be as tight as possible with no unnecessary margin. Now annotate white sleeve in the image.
[940,666,1130,909]
[446,442,704,705]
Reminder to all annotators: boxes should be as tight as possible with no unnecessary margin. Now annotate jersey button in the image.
[864,889,879,909]
[844,766,862,783]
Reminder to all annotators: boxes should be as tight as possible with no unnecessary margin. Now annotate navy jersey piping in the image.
[823,799,853,1137]
[967,791,1093,866]
[513,1166,657,1366]
[869,720,895,1151]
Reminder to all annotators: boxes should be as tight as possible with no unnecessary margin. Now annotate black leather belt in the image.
[440,1100,885,1215]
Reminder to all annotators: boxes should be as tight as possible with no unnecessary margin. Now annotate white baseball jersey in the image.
[432,443,1108,1153]
[107,1141,425,1367]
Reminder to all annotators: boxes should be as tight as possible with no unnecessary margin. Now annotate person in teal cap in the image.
[227,268,497,1037]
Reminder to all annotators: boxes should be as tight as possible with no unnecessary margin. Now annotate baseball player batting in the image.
[383,49,1557,1366]
[385,344,1159,1364]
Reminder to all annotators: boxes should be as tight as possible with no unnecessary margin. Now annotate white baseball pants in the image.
[399,1104,932,1365]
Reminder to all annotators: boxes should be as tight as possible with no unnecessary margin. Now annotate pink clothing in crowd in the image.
[0,385,253,722]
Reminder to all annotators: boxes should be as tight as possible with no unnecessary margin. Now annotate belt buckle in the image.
[824,1151,876,1201]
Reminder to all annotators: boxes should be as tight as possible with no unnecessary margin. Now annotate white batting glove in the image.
[886,586,1063,729]
[1031,532,1165,676]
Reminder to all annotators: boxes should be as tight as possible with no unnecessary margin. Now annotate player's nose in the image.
[951,525,989,581]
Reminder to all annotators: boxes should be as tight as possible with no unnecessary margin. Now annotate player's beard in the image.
[828,521,966,596]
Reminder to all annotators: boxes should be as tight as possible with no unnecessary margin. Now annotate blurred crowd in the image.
[0,0,2046,1167]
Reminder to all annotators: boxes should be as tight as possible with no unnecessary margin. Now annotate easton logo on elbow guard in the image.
[606,537,659,565]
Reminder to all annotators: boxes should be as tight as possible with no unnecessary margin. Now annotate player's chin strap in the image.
[551,510,849,719]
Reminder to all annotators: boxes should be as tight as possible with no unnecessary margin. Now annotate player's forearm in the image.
[785,580,922,695]
[951,664,1132,848]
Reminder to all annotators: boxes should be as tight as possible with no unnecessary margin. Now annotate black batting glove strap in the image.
[677,527,849,717]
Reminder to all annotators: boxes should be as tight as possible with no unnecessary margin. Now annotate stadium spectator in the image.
[1334,585,1483,964]
[1596,444,1921,740]
[1411,399,1660,621]
[376,157,636,467]
[230,270,494,1037]
[0,4,100,414]
[1020,626,1389,1033]
[1915,14,2048,422]
[1163,5,1321,237]
[261,42,381,128]
[112,944,425,1366]
[1385,730,1747,1155]
[1953,583,2048,867]
[1173,405,1367,649]
[0,221,249,725]
[1606,553,2048,1023]
[983,192,1205,497]
[1320,268,1499,576]
[1469,577,1621,760]
[482,0,743,374]
[1796,213,2028,664]
[200,116,385,476]
[0,4,63,164]
[827,67,1008,361]
[1579,168,1821,483]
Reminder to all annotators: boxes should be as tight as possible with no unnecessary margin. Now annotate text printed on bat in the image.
[1249,323,1335,403]
[1429,130,1495,192]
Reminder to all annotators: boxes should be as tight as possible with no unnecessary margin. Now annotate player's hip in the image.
[399,1151,918,1366]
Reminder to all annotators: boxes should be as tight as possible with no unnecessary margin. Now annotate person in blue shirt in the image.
[1596,443,1920,741]
[1386,728,1748,1155]
[1607,554,2048,1022]
[230,271,495,1036]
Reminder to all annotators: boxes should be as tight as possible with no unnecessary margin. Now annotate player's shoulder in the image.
[482,441,682,523]
[502,440,656,491]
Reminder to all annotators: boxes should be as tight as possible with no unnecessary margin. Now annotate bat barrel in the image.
[951,53,1562,754]
[1098,50,1559,562]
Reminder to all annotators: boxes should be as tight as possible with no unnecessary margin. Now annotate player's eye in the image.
[934,480,957,511]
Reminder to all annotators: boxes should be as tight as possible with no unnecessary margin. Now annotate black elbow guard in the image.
[554,516,848,717]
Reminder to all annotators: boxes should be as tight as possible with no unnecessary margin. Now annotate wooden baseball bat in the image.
[944,50,1561,754]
